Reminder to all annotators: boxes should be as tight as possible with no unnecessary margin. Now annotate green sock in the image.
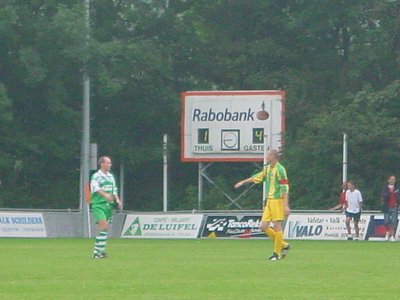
[93,231,107,255]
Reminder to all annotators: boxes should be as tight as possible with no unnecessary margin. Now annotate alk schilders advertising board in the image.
[0,212,46,237]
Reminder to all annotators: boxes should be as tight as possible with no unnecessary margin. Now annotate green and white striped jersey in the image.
[90,170,118,205]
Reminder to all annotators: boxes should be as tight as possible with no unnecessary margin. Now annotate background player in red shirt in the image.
[380,175,400,242]
[329,182,347,211]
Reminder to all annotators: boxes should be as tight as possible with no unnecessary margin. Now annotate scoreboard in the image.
[181,90,285,162]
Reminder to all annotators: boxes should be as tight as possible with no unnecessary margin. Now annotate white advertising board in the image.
[181,90,285,162]
[0,212,47,237]
[121,214,203,239]
[284,213,370,240]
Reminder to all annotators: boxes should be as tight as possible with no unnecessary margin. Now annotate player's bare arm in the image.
[282,192,290,216]
[234,177,253,189]
[97,190,114,202]
[114,195,122,209]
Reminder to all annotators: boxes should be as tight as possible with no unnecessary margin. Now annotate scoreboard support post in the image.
[198,162,203,210]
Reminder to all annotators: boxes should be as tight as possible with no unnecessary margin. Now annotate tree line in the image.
[0,0,399,210]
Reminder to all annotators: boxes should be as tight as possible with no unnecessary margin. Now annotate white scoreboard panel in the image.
[181,90,285,162]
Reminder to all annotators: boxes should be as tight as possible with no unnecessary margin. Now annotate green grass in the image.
[0,238,399,299]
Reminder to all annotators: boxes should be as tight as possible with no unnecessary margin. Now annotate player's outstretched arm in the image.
[328,203,342,211]
[234,177,253,189]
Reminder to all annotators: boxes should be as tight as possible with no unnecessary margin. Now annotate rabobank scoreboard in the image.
[181,90,285,162]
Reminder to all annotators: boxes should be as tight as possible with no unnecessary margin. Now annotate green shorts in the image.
[91,202,115,223]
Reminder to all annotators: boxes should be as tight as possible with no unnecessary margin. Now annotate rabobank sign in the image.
[192,108,255,122]
[181,90,285,162]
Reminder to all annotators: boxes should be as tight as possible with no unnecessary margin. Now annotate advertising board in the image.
[0,212,47,237]
[121,214,203,239]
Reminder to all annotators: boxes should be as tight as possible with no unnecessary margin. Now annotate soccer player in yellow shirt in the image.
[234,149,290,261]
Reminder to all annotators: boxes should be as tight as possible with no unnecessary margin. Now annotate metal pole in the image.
[89,143,97,170]
[163,134,168,212]
[262,133,268,207]
[79,171,83,210]
[120,162,124,210]
[80,0,90,238]
[269,100,273,150]
[198,162,203,210]
[262,101,274,208]
[343,133,348,183]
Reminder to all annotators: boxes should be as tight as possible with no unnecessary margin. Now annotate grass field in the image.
[1,238,400,299]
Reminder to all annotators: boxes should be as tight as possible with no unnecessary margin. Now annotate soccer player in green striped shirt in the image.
[90,156,122,259]
[234,149,290,261]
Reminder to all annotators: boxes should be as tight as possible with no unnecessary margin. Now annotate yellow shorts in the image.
[262,198,284,222]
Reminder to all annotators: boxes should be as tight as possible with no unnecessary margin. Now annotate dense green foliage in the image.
[1,238,400,299]
[0,0,399,210]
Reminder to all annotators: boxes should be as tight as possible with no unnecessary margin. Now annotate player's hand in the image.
[234,182,242,189]
[284,206,291,217]
[106,194,114,202]
[116,200,122,209]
